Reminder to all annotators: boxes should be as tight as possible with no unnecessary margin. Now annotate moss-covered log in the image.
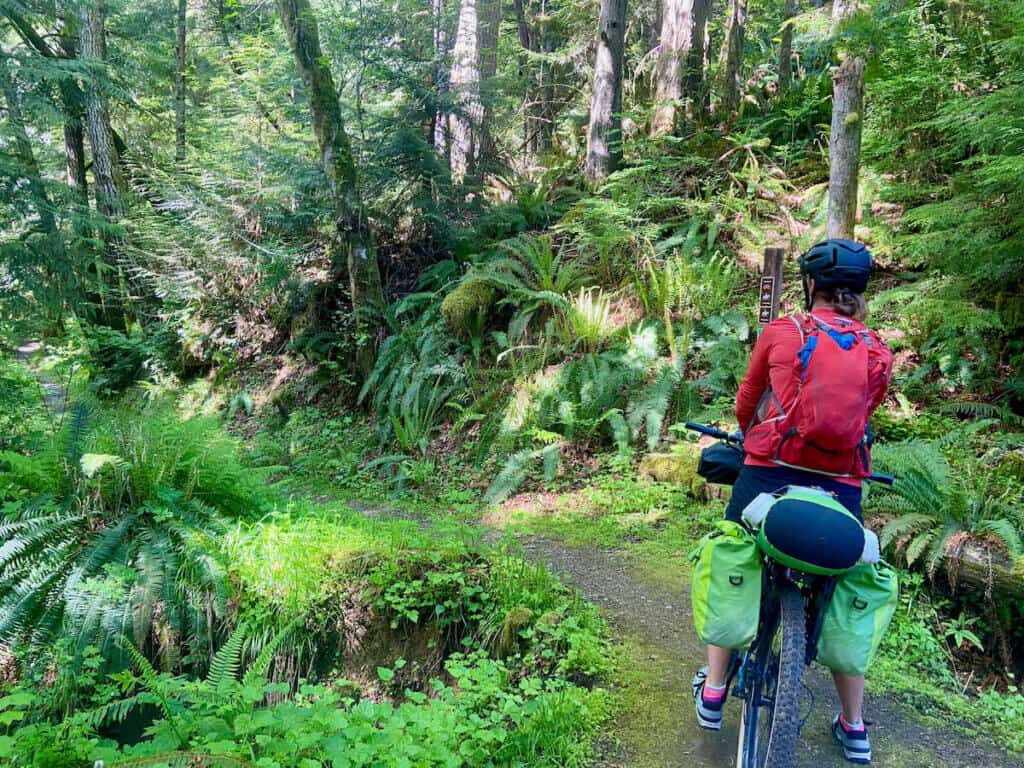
[939,541,1024,601]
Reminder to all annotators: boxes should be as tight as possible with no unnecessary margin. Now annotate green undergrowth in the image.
[1,497,616,766]
[0,388,615,766]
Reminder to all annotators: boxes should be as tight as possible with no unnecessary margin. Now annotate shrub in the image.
[0,403,266,671]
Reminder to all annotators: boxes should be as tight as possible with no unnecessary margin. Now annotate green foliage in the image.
[0,404,265,670]
[0,355,49,450]
[871,440,1022,570]
[460,233,583,342]
[440,279,495,336]
[566,287,615,353]
[359,300,467,449]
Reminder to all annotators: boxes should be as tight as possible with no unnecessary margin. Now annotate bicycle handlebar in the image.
[683,421,895,486]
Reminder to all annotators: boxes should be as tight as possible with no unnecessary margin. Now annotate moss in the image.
[440,280,495,332]
[998,450,1024,481]
[497,606,535,658]
[637,448,706,498]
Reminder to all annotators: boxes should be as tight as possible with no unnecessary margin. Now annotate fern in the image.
[0,405,244,672]
[207,622,247,689]
[871,440,1022,571]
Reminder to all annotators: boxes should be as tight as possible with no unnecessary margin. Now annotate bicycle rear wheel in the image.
[737,584,806,768]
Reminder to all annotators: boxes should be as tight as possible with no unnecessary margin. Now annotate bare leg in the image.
[833,671,865,723]
[707,644,733,687]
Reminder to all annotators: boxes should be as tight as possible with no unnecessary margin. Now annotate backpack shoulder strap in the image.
[789,314,813,345]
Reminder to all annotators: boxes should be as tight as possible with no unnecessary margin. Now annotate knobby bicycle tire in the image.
[737,583,807,768]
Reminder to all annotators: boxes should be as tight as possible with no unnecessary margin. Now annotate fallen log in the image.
[939,539,1024,602]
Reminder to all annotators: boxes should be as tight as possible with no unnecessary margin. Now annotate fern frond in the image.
[207,622,247,688]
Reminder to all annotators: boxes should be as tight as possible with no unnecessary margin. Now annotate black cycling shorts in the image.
[724,464,863,524]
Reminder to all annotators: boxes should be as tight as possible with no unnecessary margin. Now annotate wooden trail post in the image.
[759,247,785,325]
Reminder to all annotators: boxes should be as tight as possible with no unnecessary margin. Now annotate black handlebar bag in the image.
[697,442,745,486]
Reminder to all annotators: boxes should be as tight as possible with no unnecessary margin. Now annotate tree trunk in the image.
[941,541,1024,601]
[79,0,125,218]
[516,0,558,160]
[448,0,499,182]
[174,0,186,165]
[715,0,747,117]
[431,0,449,155]
[831,0,855,19]
[585,0,627,183]
[778,0,796,97]
[53,5,88,200]
[650,0,702,137]
[684,0,709,103]
[0,54,55,234]
[276,0,384,375]
[826,1,863,239]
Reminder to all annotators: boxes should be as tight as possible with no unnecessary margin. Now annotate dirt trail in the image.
[520,537,1010,768]
[15,341,67,418]
[351,502,1014,768]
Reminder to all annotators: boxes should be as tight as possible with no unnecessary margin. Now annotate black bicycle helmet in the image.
[798,239,872,310]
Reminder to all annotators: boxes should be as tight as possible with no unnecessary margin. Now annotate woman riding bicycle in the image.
[693,239,893,765]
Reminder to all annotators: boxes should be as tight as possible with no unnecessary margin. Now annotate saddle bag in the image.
[817,562,899,675]
[690,521,763,649]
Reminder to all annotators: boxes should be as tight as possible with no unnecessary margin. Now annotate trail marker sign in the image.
[759,247,785,325]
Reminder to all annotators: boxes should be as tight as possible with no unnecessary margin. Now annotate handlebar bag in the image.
[697,441,744,485]
[756,486,865,576]
[817,561,899,675]
[690,520,762,649]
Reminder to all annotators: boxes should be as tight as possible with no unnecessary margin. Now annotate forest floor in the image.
[352,500,1015,768]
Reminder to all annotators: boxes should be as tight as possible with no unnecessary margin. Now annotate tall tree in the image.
[431,0,449,155]
[778,0,796,97]
[55,5,88,199]
[174,0,186,165]
[5,4,89,199]
[515,0,564,159]
[448,0,500,182]
[584,0,627,182]
[79,0,126,218]
[826,0,863,238]
[650,0,707,136]
[275,0,385,374]
[715,0,747,117]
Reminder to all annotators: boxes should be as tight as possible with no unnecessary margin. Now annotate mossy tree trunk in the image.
[715,0,747,118]
[777,0,796,97]
[276,0,385,377]
[585,0,627,183]
[826,0,863,239]
[174,0,186,166]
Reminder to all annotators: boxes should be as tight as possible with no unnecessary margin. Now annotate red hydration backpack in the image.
[744,315,881,477]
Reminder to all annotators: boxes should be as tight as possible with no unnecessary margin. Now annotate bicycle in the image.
[685,422,894,768]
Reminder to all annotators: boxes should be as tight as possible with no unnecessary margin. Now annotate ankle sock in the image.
[840,714,864,731]
[702,682,727,703]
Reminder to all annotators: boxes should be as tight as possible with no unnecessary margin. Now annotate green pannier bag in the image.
[817,561,899,675]
[690,520,763,649]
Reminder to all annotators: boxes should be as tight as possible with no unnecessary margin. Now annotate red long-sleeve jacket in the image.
[736,309,893,483]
